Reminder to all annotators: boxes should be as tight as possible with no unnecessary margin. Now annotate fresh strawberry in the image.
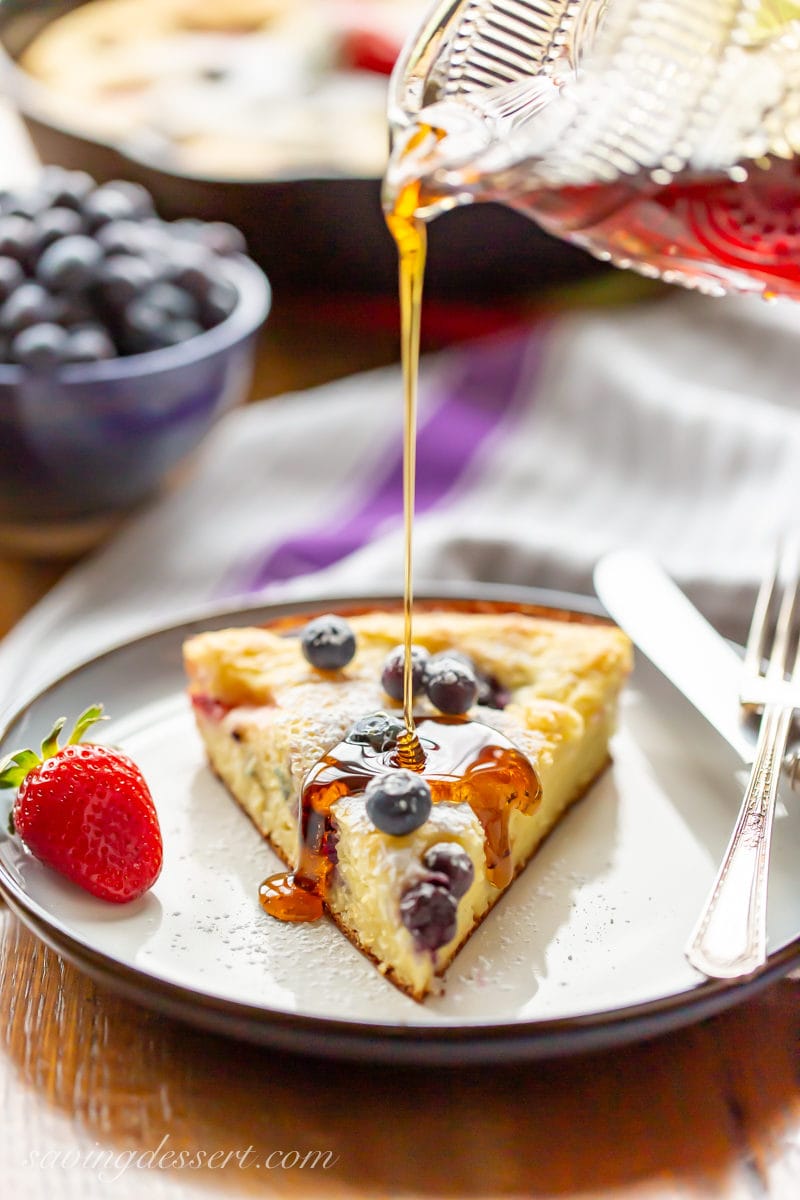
[0,705,162,903]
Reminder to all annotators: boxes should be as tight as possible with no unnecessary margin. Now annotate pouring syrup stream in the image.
[384,167,427,769]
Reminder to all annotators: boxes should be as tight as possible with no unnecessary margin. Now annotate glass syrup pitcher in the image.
[383,0,800,298]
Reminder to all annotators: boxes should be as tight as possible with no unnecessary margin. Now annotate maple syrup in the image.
[384,157,428,767]
[259,716,541,920]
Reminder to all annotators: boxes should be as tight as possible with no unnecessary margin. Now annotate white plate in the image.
[1,588,799,1064]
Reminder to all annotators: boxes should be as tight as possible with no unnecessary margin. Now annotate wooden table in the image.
[1,926,799,1200]
[3,114,800,1200]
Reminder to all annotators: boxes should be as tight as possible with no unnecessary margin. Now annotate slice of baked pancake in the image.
[184,607,632,1000]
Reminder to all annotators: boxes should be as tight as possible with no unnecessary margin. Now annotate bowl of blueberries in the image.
[0,165,270,553]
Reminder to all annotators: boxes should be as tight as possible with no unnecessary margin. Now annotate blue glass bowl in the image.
[0,255,270,552]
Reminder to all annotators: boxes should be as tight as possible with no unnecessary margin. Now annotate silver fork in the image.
[686,538,800,979]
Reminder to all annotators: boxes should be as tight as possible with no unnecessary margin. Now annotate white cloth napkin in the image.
[2,287,799,715]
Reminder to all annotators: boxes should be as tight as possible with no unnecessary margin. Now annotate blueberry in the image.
[0,283,53,335]
[122,303,201,351]
[422,843,475,898]
[202,279,238,325]
[159,317,204,345]
[427,650,507,709]
[63,326,117,363]
[96,219,151,258]
[169,218,207,241]
[0,215,35,264]
[0,256,25,303]
[43,168,95,211]
[300,614,356,670]
[424,655,478,715]
[31,206,85,255]
[36,235,103,291]
[144,281,198,321]
[96,254,158,309]
[348,711,405,752]
[82,184,142,229]
[122,310,203,353]
[476,673,510,710]
[121,297,168,351]
[174,261,216,302]
[197,220,247,255]
[52,293,96,329]
[10,322,69,368]
[97,180,154,219]
[163,240,216,291]
[399,880,458,951]
[4,189,48,220]
[137,218,172,253]
[118,282,199,347]
[381,644,430,701]
[365,770,432,836]
[163,237,210,268]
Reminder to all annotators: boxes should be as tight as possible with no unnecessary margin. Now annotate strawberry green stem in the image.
[0,704,108,791]
[41,717,66,759]
[0,749,40,789]
[68,704,106,745]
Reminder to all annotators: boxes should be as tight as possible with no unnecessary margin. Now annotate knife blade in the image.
[593,550,757,764]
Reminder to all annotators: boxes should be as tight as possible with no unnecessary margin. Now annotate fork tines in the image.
[743,535,800,703]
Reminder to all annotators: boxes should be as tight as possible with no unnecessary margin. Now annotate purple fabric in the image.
[230,328,543,595]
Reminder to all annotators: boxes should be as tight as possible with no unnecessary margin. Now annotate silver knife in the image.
[593,550,758,764]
